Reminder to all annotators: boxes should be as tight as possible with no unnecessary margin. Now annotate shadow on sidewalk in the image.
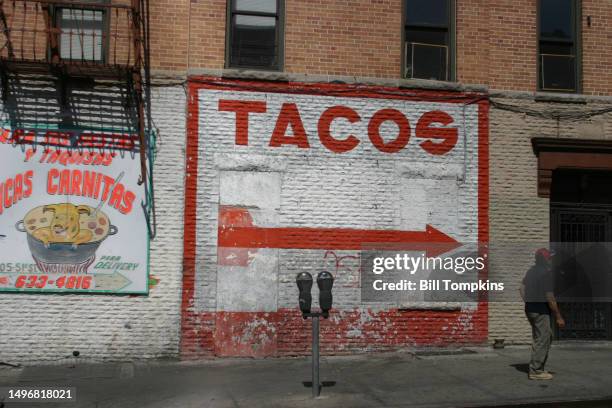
[510,363,529,373]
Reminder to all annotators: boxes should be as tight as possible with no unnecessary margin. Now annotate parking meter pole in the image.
[312,315,320,398]
[296,271,333,399]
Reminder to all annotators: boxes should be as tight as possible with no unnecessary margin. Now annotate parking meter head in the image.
[296,272,313,314]
[317,271,334,316]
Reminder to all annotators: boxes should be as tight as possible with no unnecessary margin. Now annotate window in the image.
[404,0,454,81]
[227,0,283,70]
[538,0,580,92]
[55,1,109,62]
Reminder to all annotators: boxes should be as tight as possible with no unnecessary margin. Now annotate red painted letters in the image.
[269,103,310,148]
[318,106,361,153]
[218,100,267,145]
[367,108,411,153]
[219,99,458,155]
[416,110,459,155]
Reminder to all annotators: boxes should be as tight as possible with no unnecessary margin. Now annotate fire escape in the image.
[0,0,156,236]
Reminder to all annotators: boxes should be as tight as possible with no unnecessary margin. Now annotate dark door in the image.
[550,170,612,340]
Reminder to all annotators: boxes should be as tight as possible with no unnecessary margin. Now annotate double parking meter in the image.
[295,271,334,318]
[295,271,335,398]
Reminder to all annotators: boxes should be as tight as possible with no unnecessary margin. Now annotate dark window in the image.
[228,0,283,70]
[404,0,454,81]
[539,0,579,92]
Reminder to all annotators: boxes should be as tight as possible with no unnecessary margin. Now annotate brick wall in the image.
[488,96,612,344]
[487,0,538,91]
[283,0,401,77]
[149,0,190,72]
[456,0,538,91]
[0,86,186,364]
[187,0,227,70]
[144,0,612,96]
[582,0,612,95]
[2,0,611,363]
[456,0,490,86]
[181,78,489,358]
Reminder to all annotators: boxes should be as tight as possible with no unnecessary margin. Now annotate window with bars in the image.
[55,0,109,63]
[538,0,580,92]
[227,0,283,70]
[57,9,104,62]
[404,0,454,81]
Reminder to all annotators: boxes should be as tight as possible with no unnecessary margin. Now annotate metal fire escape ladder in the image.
[0,0,12,102]
[130,0,146,187]
[138,0,156,239]
[0,0,157,239]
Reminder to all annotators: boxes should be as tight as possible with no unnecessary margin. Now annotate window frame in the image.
[401,0,456,81]
[225,0,285,71]
[50,0,111,64]
[537,0,582,93]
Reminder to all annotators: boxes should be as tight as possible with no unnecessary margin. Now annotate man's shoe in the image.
[528,371,553,380]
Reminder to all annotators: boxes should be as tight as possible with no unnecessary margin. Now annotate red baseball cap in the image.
[535,248,554,261]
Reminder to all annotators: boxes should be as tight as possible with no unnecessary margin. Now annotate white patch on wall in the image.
[219,171,281,213]
[217,170,281,312]
[399,179,430,231]
[428,179,459,238]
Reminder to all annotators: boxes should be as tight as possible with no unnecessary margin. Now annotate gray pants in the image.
[527,313,552,374]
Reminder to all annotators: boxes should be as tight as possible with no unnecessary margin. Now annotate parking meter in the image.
[296,272,313,315]
[317,271,334,318]
[296,271,335,398]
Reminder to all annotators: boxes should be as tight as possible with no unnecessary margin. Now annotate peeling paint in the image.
[217,206,257,267]
[181,80,490,359]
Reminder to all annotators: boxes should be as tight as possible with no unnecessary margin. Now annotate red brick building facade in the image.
[148,0,612,94]
[1,0,611,362]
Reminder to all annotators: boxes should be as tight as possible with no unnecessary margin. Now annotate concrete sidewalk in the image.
[1,344,612,408]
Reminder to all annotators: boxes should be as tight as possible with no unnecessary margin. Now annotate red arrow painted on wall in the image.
[218,224,460,256]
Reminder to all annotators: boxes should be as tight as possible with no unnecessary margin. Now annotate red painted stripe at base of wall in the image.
[180,306,488,359]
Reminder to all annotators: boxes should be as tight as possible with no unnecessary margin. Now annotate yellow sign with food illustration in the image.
[0,127,148,294]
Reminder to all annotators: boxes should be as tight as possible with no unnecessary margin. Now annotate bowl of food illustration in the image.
[16,203,117,273]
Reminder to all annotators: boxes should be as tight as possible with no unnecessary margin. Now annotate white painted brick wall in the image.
[0,86,186,364]
[193,88,483,315]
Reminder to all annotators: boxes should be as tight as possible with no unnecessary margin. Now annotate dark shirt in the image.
[523,264,553,315]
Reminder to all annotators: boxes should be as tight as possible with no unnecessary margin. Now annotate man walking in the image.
[520,248,565,380]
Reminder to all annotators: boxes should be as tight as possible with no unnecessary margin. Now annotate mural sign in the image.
[0,128,148,294]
